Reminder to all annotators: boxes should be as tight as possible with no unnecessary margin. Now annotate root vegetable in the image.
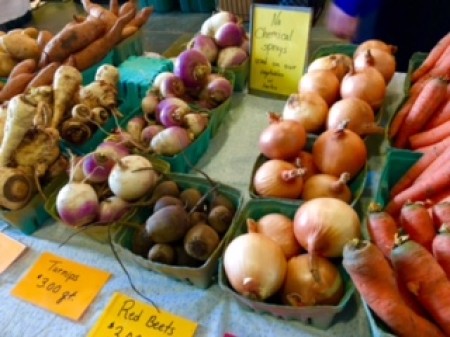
[0,73,35,103]
[79,80,118,110]
[127,7,153,29]
[145,204,190,243]
[0,52,17,77]
[0,167,34,210]
[9,59,37,79]
[26,62,60,90]
[1,33,39,61]
[147,243,175,265]
[184,223,220,261]
[60,118,92,144]
[95,64,120,86]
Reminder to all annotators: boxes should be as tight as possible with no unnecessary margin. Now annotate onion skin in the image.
[223,232,287,301]
[354,39,397,58]
[173,49,212,89]
[298,70,340,106]
[307,53,352,81]
[282,254,344,306]
[259,113,306,160]
[354,48,396,84]
[301,172,352,203]
[293,197,361,258]
[291,151,319,181]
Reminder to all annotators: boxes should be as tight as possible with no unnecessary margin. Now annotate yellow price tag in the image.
[11,251,111,321]
[0,232,27,274]
[249,4,312,98]
[87,292,198,337]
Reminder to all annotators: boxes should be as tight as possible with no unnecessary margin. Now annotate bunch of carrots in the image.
[389,31,450,150]
[342,200,450,336]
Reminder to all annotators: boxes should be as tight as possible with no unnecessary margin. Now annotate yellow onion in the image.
[223,232,287,301]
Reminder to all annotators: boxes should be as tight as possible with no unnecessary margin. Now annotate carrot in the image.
[25,62,60,90]
[409,118,450,149]
[394,77,449,148]
[0,73,35,103]
[343,239,445,337]
[389,95,416,140]
[9,59,37,79]
[0,94,38,166]
[409,74,431,98]
[411,32,450,83]
[424,99,450,130]
[366,202,399,258]
[50,65,83,129]
[415,142,450,185]
[430,44,450,78]
[431,202,450,229]
[432,224,450,279]
[389,138,450,198]
[391,238,450,335]
[399,201,436,251]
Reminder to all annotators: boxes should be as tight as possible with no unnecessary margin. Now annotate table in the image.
[0,73,406,337]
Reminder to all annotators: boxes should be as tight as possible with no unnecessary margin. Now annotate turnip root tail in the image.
[51,65,82,129]
[0,94,38,166]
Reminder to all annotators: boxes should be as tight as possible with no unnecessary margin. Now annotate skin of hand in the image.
[326,2,360,40]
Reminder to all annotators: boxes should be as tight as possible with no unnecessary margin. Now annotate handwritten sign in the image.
[87,292,198,337]
[249,4,312,98]
[0,233,27,274]
[11,251,111,320]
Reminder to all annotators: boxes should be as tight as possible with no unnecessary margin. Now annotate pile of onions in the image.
[282,254,344,306]
[224,232,287,300]
[340,67,386,110]
[247,214,301,259]
[292,151,319,181]
[354,39,397,58]
[301,172,352,203]
[253,159,305,199]
[298,69,340,106]
[312,122,367,179]
[282,92,329,133]
[258,113,306,160]
[293,197,361,258]
[327,97,384,137]
[354,48,396,84]
[307,53,352,81]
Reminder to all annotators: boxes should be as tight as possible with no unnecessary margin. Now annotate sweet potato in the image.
[22,27,39,39]
[0,73,35,103]
[1,33,40,60]
[128,7,153,28]
[81,0,118,31]
[9,59,37,79]
[26,62,60,90]
[36,30,54,54]
[39,17,107,67]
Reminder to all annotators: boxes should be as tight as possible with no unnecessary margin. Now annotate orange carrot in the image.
[409,74,431,98]
[394,77,449,148]
[391,238,450,335]
[389,95,416,139]
[432,202,450,231]
[415,142,450,184]
[389,138,450,198]
[411,32,450,82]
[399,201,436,251]
[424,99,450,130]
[430,44,450,78]
[343,239,445,337]
[409,118,450,149]
[366,202,399,258]
[432,224,450,279]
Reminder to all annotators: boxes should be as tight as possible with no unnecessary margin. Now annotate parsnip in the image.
[0,167,34,210]
[79,80,118,109]
[0,103,7,144]
[95,64,119,86]
[51,65,82,128]
[0,94,38,166]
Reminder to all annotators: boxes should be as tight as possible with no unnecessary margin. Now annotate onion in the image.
[200,11,237,37]
[223,232,287,300]
[214,21,244,48]
[140,124,164,145]
[282,254,344,306]
[173,49,212,89]
[150,126,192,156]
[141,92,160,122]
[253,159,305,199]
[217,46,248,68]
[258,113,306,160]
[298,70,340,106]
[183,113,208,137]
[327,97,383,136]
[247,213,301,259]
[282,92,329,133]
[354,48,396,84]
[82,151,115,183]
[199,75,233,105]
[156,97,190,127]
[56,182,99,227]
[354,39,397,57]
[98,196,130,223]
[291,151,319,181]
[159,73,185,98]
[301,172,352,203]
[307,53,352,81]
[312,122,367,179]
[340,67,386,110]
[188,34,219,63]
[293,197,361,258]
[108,155,159,201]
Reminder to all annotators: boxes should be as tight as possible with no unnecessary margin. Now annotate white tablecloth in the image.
[0,73,406,337]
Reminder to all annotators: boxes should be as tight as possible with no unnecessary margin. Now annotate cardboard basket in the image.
[112,30,144,66]
[179,0,215,12]
[404,52,427,94]
[112,172,244,288]
[218,198,355,329]
[138,0,177,12]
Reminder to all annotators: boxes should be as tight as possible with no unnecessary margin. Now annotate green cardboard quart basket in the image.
[0,174,68,235]
[218,198,355,329]
[112,172,244,288]
[138,0,176,12]
[112,30,144,66]
[221,58,249,92]
[404,51,427,94]
[179,0,215,12]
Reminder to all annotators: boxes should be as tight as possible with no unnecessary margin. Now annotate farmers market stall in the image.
[0,68,406,337]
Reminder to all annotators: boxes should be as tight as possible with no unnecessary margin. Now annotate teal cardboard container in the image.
[404,52,427,94]
[138,0,176,12]
[118,56,173,105]
[82,51,114,85]
[112,30,144,66]
[310,43,357,61]
[179,0,215,12]
[112,172,244,288]
[363,302,397,337]
[218,198,355,329]
[0,174,67,235]
[220,58,249,92]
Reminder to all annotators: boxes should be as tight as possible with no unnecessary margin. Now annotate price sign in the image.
[0,232,27,274]
[11,251,111,320]
[87,292,198,337]
[248,4,312,98]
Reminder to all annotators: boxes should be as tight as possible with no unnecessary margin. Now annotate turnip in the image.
[108,155,159,201]
[98,196,130,223]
